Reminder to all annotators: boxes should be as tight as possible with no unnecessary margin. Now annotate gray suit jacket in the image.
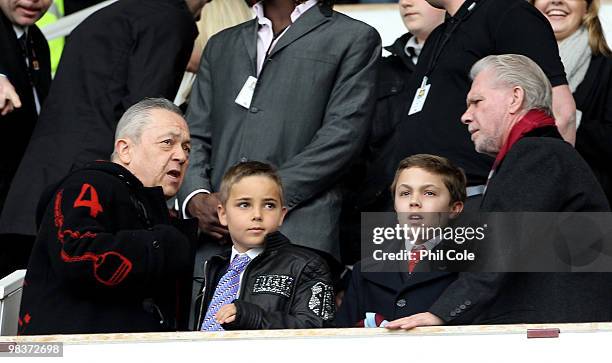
[180,5,381,259]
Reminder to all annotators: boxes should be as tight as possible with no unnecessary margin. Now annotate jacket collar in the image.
[80,160,146,190]
[262,230,292,251]
[210,231,292,264]
[241,3,332,75]
[384,32,416,70]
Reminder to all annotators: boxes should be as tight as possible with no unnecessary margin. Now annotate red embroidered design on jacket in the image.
[17,313,31,335]
[54,189,132,286]
[73,183,104,218]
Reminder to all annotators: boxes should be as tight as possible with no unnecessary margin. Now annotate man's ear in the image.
[449,201,464,219]
[509,86,525,114]
[278,206,288,226]
[218,203,228,227]
[115,138,131,164]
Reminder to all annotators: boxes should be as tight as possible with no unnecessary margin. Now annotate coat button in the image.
[465,300,471,306]
[455,308,462,314]
[152,240,160,249]
[249,106,259,113]
[460,304,466,309]
[450,311,456,317]
[390,86,398,93]
[396,299,406,308]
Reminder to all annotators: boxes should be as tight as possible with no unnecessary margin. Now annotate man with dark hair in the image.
[0,0,208,277]
[19,98,196,335]
[181,0,380,262]
[0,0,52,278]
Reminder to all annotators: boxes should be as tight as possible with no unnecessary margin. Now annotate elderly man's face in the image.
[0,0,52,26]
[124,109,191,198]
[461,68,514,157]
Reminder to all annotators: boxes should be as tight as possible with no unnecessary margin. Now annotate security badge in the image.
[235,76,258,109]
[252,274,295,298]
[308,281,335,321]
[408,76,431,116]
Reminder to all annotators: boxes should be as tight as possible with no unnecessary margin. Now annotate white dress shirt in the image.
[404,35,424,66]
[253,0,318,75]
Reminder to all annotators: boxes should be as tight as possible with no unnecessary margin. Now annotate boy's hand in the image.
[215,303,237,324]
[384,312,443,330]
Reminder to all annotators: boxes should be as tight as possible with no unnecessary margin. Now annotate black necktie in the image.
[18,33,28,63]
[17,33,36,87]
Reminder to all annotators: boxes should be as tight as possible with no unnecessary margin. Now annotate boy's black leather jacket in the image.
[194,231,335,330]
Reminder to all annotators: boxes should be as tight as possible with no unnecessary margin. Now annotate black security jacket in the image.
[194,232,335,330]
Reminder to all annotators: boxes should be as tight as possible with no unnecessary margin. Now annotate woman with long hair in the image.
[532,0,612,204]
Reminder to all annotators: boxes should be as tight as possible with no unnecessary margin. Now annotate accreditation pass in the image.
[408,76,431,115]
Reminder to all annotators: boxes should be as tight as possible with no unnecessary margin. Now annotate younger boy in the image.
[336,154,466,328]
[195,161,335,331]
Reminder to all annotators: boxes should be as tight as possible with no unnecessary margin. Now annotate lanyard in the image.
[424,1,478,80]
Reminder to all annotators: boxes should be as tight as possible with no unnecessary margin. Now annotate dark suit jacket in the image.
[428,127,612,325]
[336,259,458,327]
[180,4,381,259]
[575,54,612,205]
[0,11,50,210]
[0,0,196,236]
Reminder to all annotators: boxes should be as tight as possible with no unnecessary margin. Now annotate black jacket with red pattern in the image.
[18,161,196,335]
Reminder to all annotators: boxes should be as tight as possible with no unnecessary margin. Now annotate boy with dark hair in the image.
[337,154,467,328]
[196,161,335,331]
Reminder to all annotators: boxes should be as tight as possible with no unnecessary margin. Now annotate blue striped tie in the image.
[201,254,251,331]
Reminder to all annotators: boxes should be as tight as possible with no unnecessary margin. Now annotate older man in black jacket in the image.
[18,98,196,335]
[0,0,52,278]
[423,54,612,326]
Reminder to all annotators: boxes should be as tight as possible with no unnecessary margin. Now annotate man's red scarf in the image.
[491,109,556,171]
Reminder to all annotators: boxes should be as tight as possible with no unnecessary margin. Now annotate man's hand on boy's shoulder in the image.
[384,312,443,330]
[215,303,237,325]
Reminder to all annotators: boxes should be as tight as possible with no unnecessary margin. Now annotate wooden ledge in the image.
[4,322,612,345]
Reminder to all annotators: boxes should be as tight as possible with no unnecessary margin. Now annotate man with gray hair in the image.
[461,54,608,212]
[18,98,197,335]
[434,54,612,325]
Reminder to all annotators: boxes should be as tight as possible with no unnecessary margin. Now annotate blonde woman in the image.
[175,0,253,107]
[531,0,612,204]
